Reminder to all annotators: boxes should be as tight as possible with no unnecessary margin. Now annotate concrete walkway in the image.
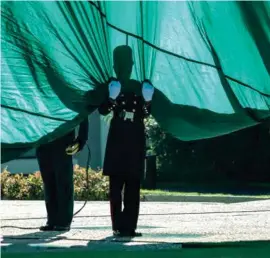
[1,200,270,253]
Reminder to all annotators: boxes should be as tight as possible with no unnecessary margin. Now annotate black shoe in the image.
[39,224,54,231]
[130,231,142,237]
[54,225,70,232]
[113,230,121,237]
[113,230,142,238]
[113,230,130,237]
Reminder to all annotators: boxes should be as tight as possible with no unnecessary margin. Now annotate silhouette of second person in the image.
[98,45,155,237]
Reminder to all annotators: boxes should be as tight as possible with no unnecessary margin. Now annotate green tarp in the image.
[1,1,270,163]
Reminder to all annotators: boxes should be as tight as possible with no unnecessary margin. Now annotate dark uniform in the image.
[36,119,89,231]
[98,84,151,235]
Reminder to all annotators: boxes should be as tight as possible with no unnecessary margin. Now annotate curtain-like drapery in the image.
[1,1,270,163]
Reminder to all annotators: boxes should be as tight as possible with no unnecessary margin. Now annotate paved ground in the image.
[1,200,270,254]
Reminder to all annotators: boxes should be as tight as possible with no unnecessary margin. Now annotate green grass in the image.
[141,189,270,199]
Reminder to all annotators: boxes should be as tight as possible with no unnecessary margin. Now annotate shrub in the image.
[1,168,24,199]
[1,165,109,201]
[73,165,109,201]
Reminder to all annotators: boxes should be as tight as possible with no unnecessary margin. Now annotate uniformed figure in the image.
[37,119,89,231]
[98,45,155,237]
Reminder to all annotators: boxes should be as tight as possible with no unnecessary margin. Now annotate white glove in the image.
[109,80,121,100]
[142,81,154,102]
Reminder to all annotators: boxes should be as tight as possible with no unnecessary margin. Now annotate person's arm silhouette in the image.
[142,80,155,117]
[98,80,121,115]
[66,118,89,155]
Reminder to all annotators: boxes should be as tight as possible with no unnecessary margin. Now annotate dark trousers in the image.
[36,133,74,227]
[109,175,141,232]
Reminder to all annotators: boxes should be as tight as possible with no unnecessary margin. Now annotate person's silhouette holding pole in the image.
[37,119,89,232]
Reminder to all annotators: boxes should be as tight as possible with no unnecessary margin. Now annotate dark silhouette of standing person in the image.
[98,45,155,237]
[37,119,89,231]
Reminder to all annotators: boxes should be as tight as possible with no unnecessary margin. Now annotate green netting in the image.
[1,1,270,163]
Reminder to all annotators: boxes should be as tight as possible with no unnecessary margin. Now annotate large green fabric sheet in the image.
[1,1,269,163]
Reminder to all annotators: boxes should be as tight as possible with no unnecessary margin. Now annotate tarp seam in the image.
[89,1,270,98]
